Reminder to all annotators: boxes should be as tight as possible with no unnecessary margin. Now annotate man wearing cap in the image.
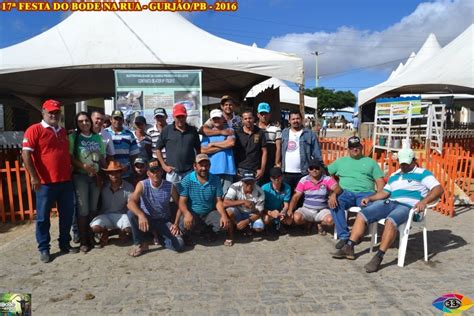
[22,99,78,262]
[261,167,292,233]
[178,154,230,245]
[288,159,340,235]
[90,161,133,247]
[281,110,323,193]
[332,148,444,273]
[201,109,236,194]
[133,116,152,160]
[257,102,282,184]
[127,159,185,256]
[105,110,139,183]
[133,157,148,186]
[201,95,242,137]
[156,104,201,185]
[328,136,385,249]
[91,111,115,162]
[234,110,268,180]
[223,171,266,245]
[147,108,168,159]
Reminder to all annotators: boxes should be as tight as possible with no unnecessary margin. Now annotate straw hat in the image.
[102,160,126,172]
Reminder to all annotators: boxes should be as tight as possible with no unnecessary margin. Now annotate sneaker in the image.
[73,233,80,244]
[59,245,79,254]
[331,244,355,260]
[40,250,50,263]
[335,239,347,249]
[364,255,383,273]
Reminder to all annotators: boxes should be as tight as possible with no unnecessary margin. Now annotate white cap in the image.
[210,109,223,119]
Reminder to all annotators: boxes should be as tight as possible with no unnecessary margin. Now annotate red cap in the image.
[173,103,187,117]
[42,99,61,112]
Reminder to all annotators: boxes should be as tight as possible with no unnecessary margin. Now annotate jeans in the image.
[127,211,184,252]
[35,181,75,251]
[73,173,100,217]
[331,190,373,240]
[359,200,411,228]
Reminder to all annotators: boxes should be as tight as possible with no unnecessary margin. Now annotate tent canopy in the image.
[358,24,474,107]
[0,11,303,104]
[246,77,317,110]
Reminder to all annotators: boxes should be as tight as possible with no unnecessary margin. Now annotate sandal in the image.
[128,244,149,257]
[224,239,234,247]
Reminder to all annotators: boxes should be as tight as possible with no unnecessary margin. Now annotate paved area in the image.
[0,206,472,315]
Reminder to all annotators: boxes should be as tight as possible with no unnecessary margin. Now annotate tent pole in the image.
[299,83,305,117]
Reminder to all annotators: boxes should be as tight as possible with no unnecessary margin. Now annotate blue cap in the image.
[257,102,271,113]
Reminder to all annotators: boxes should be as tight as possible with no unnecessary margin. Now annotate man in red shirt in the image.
[22,99,78,263]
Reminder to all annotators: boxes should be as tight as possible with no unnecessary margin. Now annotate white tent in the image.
[246,77,317,110]
[359,24,474,106]
[0,10,303,104]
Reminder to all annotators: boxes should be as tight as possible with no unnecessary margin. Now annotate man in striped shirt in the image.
[105,110,139,183]
[147,107,168,159]
[332,148,444,273]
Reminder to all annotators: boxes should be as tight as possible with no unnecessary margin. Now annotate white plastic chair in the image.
[368,204,435,267]
[333,206,362,239]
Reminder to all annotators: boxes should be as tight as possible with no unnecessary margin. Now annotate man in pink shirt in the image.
[288,159,342,235]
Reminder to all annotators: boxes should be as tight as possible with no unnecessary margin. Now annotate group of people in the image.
[22,96,443,273]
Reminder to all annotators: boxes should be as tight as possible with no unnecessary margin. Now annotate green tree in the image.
[305,87,356,117]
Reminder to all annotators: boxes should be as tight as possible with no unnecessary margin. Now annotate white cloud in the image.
[265,0,474,80]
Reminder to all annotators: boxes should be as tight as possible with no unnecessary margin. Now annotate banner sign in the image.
[114,70,203,127]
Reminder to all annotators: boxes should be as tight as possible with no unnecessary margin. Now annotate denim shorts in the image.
[359,199,411,228]
[227,207,264,230]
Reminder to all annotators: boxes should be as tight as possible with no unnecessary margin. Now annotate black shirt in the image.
[157,123,200,173]
[234,125,267,171]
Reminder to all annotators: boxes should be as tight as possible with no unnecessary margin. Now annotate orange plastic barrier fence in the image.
[0,137,472,223]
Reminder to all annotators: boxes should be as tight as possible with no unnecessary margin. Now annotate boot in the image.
[78,216,91,253]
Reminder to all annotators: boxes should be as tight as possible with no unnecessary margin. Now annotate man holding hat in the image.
[257,102,282,184]
[288,159,341,235]
[224,170,266,245]
[147,108,168,159]
[178,153,230,245]
[201,108,236,194]
[22,99,77,262]
[328,136,385,249]
[201,95,242,136]
[127,158,185,257]
[105,110,139,183]
[156,103,201,184]
[332,148,444,273]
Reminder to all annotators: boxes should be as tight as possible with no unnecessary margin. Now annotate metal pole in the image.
[315,51,319,88]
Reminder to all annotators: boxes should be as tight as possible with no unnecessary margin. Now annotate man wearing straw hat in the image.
[332,148,444,273]
[22,99,78,263]
[90,160,133,248]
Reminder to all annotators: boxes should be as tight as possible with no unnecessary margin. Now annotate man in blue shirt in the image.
[261,167,292,234]
[178,154,230,245]
[201,109,236,194]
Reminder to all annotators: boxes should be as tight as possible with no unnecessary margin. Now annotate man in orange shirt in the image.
[22,100,78,263]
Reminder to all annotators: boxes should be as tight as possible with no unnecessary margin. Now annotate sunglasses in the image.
[309,166,321,171]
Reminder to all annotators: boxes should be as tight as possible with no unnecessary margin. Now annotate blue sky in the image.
[1,0,473,105]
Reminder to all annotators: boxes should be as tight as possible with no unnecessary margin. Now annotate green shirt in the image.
[328,156,384,193]
[69,133,105,174]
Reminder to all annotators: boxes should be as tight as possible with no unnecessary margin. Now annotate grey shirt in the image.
[100,180,134,214]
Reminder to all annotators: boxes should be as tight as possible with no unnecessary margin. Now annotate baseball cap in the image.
[397,148,415,164]
[210,109,223,119]
[348,136,362,148]
[148,158,161,172]
[173,103,187,117]
[134,116,147,125]
[220,95,236,105]
[134,157,147,166]
[195,153,210,163]
[42,99,61,112]
[308,159,322,168]
[251,219,264,230]
[241,171,256,182]
[154,108,167,117]
[111,110,124,119]
[269,167,283,178]
[257,102,271,113]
